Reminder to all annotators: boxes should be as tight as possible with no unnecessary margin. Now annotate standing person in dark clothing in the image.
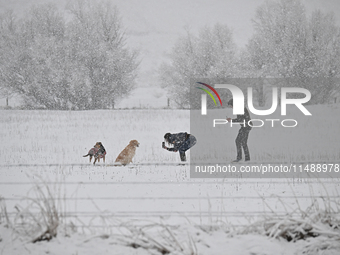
[162,132,197,161]
[226,99,252,162]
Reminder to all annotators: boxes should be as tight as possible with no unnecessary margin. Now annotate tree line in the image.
[1,0,339,109]
[160,0,340,108]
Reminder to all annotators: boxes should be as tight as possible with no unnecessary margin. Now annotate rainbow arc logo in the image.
[196,82,223,107]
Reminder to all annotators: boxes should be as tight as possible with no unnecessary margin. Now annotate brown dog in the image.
[83,142,106,165]
[83,147,98,163]
[115,140,139,165]
[93,142,106,165]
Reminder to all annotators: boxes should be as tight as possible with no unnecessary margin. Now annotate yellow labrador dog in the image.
[115,140,140,165]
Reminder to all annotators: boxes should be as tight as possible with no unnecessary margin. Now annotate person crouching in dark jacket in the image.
[162,132,197,161]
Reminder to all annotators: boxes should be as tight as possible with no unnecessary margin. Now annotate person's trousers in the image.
[236,128,251,161]
[178,135,197,161]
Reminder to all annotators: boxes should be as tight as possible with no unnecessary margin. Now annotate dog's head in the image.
[94,142,103,148]
[129,140,140,147]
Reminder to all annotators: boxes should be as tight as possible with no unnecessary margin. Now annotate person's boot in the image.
[232,158,242,163]
[180,152,186,162]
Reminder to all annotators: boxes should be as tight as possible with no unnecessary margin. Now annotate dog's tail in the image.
[83,154,89,157]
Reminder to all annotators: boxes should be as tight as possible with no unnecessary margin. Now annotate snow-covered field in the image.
[0,107,340,254]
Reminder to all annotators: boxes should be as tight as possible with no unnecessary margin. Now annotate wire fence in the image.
[1,163,339,231]
[1,179,339,227]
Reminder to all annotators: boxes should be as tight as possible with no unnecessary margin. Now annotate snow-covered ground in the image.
[3,224,337,255]
[0,106,339,254]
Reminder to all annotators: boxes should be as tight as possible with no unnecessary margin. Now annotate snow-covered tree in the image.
[0,1,139,110]
[66,0,139,109]
[159,24,237,108]
[0,10,17,106]
[247,0,340,104]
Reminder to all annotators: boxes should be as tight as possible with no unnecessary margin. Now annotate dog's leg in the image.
[89,156,92,162]
[93,157,97,165]
[103,156,105,163]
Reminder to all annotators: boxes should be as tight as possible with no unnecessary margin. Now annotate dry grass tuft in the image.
[0,196,11,228]
[11,175,65,243]
[109,222,197,255]
[240,182,340,253]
